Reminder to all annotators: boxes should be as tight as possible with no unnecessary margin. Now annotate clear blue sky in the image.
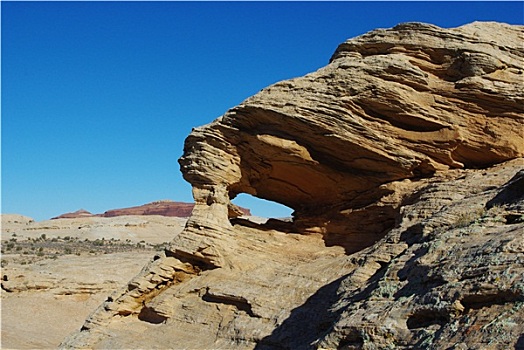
[2,1,523,221]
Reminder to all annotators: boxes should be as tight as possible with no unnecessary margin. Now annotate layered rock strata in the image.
[61,22,523,349]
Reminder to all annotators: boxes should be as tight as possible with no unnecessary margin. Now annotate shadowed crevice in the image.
[138,306,167,324]
[202,290,259,318]
[486,170,524,208]
[255,276,346,350]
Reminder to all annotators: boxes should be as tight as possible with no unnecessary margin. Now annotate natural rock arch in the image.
[178,22,523,257]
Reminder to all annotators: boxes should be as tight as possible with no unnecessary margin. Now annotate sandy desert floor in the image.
[1,252,154,349]
[1,214,187,349]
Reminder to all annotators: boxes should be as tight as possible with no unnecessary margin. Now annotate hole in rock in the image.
[461,291,523,311]
[230,190,402,254]
[230,193,294,231]
[337,328,364,349]
[231,193,293,222]
[505,213,524,224]
[202,291,257,318]
[406,309,449,330]
[138,306,167,324]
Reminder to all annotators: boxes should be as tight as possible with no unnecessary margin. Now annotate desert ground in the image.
[1,214,186,349]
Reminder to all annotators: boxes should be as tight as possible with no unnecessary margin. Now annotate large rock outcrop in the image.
[177,21,523,258]
[61,22,523,349]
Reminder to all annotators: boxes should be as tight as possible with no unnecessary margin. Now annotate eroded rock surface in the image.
[61,22,523,350]
[1,252,154,349]
[0,215,190,349]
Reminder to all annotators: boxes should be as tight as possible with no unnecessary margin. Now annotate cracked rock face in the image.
[61,22,523,349]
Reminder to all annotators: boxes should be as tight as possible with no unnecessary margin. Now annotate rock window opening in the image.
[230,193,294,227]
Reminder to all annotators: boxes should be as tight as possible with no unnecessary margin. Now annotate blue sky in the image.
[2,1,523,221]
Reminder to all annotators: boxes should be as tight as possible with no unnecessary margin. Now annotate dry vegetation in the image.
[1,234,169,267]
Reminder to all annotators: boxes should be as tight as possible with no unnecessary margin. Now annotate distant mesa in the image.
[51,200,251,220]
[51,209,94,219]
[101,200,196,218]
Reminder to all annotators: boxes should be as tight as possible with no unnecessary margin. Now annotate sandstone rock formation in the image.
[50,200,251,220]
[175,21,523,259]
[61,22,523,349]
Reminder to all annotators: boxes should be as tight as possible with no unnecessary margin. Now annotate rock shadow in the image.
[516,333,524,350]
[230,217,295,233]
[254,275,346,350]
[255,260,395,350]
[486,170,524,209]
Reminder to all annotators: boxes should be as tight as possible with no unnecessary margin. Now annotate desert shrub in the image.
[376,279,399,298]
[153,242,169,251]
[453,207,485,228]
[92,239,104,246]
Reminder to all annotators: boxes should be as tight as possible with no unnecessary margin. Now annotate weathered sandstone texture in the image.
[61,22,523,349]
